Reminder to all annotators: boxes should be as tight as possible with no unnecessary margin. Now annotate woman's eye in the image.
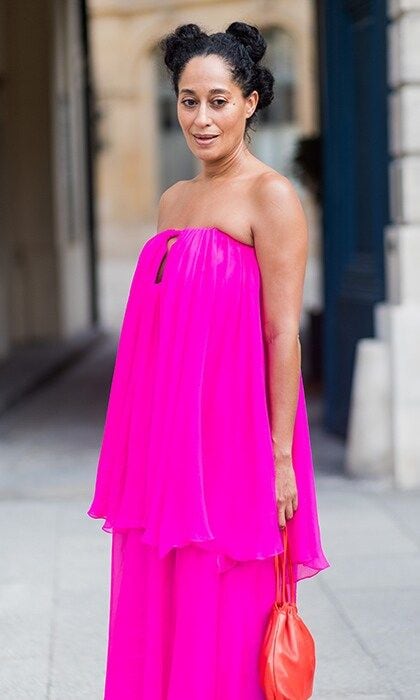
[181,99,227,108]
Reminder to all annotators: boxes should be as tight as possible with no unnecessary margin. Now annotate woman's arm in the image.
[252,172,309,527]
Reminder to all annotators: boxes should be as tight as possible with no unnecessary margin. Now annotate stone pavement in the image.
[0,335,419,699]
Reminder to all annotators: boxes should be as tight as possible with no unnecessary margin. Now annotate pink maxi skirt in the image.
[104,533,277,699]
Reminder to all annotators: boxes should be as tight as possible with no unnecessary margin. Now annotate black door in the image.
[316,0,390,437]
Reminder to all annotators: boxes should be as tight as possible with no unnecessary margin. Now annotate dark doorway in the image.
[316,0,390,437]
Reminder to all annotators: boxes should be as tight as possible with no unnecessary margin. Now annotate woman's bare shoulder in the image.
[253,168,299,201]
[159,179,189,205]
[250,169,307,249]
[252,169,304,220]
[157,180,189,228]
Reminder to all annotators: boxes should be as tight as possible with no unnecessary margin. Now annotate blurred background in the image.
[0,1,419,698]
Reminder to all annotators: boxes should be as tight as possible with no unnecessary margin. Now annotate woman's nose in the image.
[194,104,211,125]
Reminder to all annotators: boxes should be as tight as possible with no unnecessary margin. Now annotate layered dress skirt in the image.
[87,226,330,699]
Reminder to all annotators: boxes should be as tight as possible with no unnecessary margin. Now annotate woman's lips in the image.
[193,135,219,146]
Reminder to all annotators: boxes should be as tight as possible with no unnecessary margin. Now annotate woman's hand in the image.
[274,455,298,529]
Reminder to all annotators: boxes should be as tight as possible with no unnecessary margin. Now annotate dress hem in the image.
[87,508,331,579]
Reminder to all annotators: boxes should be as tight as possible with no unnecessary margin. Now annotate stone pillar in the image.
[51,0,93,337]
[387,0,420,487]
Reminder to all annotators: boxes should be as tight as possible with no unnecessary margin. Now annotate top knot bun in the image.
[160,23,208,72]
[173,23,206,42]
[226,21,267,63]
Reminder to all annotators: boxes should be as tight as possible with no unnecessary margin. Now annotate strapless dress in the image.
[86,225,330,699]
[87,224,329,577]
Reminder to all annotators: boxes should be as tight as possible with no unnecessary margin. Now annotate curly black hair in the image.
[158,22,275,140]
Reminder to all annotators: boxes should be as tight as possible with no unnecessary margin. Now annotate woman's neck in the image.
[198,140,253,182]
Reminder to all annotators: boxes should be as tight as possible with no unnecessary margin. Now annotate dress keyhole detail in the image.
[154,236,179,284]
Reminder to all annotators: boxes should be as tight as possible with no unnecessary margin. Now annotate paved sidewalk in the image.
[0,336,419,699]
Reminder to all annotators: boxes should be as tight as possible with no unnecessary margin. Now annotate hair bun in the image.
[160,23,207,72]
[226,21,266,63]
[174,23,206,42]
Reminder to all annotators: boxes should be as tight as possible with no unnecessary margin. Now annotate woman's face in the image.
[176,54,258,160]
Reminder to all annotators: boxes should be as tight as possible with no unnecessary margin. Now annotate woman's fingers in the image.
[275,465,298,529]
[278,498,295,528]
[278,504,286,528]
[285,501,294,520]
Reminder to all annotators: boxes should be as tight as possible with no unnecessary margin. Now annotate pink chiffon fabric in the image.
[87,226,330,699]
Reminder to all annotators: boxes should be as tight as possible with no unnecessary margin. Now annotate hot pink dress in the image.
[87,225,330,700]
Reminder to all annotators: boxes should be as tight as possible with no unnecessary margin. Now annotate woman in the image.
[87,21,330,700]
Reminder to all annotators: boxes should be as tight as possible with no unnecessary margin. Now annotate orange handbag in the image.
[259,526,316,700]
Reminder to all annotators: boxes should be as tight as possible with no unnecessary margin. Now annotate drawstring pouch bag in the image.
[259,525,316,700]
